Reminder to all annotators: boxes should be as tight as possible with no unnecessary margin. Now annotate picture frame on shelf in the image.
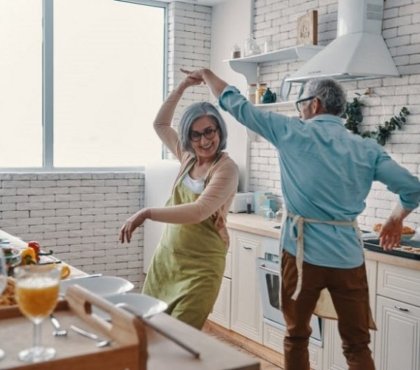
[297,10,318,46]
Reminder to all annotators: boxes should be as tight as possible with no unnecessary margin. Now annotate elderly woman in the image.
[119,75,239,329]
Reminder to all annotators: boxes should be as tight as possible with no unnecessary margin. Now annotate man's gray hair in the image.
[179,102,227,155]
[304,78,347,116]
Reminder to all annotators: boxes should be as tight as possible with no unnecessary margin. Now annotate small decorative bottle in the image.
[232,44,241,59]
[256,83,267,104]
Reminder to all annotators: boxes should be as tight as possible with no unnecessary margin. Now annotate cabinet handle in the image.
[394,305,410,312]
[259,264,279,275]
[242,246,252,250]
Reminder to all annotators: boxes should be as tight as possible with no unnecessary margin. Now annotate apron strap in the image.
[285,211,362,300]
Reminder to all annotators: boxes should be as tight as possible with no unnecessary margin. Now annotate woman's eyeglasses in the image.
[190,127,219,142]
[295,95,316,113]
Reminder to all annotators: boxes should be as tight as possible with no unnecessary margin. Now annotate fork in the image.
[50,314,68,337]
[69,325,111,348]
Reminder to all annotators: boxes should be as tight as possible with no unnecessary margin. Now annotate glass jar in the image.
[244,34,261,57]
[232,44,241,59]
[247,83,257,104]
[256,83,267,104]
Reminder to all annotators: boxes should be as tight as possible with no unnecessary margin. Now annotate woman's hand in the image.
[180,68,205,83]
[181,68,227,98]
[178,73,203,91]
[119,208,151,243]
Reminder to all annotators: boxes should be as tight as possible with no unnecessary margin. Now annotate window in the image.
[0,1,43,167]
[0,0,166,169]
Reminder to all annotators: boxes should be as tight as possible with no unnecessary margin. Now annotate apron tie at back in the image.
[287,212,362,300]
[278,209,376,329]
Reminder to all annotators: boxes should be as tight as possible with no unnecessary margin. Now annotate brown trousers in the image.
[281,251,375,370]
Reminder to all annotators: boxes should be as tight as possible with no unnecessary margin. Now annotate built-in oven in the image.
[257,237,323,346]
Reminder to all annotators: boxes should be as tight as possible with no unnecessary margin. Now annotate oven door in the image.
[257,256,323,345]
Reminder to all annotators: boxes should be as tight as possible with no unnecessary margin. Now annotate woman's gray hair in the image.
[303,78,347,116]
[178,102,228,155]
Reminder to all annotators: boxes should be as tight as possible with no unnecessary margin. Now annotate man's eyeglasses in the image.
[295,95,316,113]
[190,127,219,142]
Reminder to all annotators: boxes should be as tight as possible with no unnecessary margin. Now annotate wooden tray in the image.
[0,286,147,370]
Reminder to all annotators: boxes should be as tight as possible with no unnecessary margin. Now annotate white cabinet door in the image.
[375,295,420,370]
[231,230,264,342]
[322,259,377,370]
[208,276,231,329]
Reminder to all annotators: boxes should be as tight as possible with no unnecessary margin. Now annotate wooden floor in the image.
[204,322,283,370]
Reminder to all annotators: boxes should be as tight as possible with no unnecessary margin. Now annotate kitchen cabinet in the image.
[226,45,324,85]
[209,250,232,328]
[375,296,420,370]
[209,276,231,328]
[374,262,420,370]
[322,259,377,370]
[231,229,264,342]
[210,214,420,370]
[263,321,323,370]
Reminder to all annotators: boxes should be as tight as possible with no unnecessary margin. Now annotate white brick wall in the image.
[247,0,420,229]
[0,172,145,290]
[165,2,212,159]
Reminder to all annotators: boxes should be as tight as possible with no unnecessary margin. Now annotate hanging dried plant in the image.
[343,95,410,146]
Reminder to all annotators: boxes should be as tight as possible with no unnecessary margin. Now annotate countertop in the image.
[227,213,420,271]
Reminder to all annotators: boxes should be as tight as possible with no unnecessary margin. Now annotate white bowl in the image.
[60,276,134,297]
[106,292,168,318]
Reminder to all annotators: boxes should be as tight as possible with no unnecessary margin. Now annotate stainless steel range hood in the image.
[287,0,399,83]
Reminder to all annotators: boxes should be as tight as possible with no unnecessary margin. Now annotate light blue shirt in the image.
[219,86,420,268]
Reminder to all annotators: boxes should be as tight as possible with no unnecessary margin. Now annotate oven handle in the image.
[259,264,279,275]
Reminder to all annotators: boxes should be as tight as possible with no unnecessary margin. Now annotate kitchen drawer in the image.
[263,321,284,353]
[261,236,280,256]
[377,263,420,307]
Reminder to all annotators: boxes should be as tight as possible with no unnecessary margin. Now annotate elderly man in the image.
[182,68,420,370]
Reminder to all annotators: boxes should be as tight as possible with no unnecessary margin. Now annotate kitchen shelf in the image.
[225,45,324,84]
[255,101,295,110]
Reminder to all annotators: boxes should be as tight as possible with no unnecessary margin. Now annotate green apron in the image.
[142,160,227,329]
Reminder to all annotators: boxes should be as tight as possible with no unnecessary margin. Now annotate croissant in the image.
[372,223,415,234]
[402,225,415,235]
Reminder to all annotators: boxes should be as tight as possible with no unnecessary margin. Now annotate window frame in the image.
[1,0,167,172]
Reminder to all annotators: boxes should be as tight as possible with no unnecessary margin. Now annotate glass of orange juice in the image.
[14,265,60,363]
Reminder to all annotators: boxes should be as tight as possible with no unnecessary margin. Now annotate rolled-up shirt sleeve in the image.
[374,150,420,210]
[219,85,292,145]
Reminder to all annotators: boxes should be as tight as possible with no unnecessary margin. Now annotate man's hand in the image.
[180,68,228,98]
[379,204,412,251]
[180,68,205,83]
[379,218,403,251]
[178,73,203,90]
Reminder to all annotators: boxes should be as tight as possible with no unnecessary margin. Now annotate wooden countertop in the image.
[227,213,282,239]
[227,213,420,271]
[0,308,260,370]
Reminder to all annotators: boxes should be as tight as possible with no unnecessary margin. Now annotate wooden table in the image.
[0,229,260,370]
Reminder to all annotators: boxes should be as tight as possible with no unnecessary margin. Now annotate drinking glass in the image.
[0,248,7,360]
[14,265,60,363]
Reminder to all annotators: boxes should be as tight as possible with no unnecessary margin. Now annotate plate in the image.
[60,276,134,297]
[279,74,292,101]
[106,292,168,318]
